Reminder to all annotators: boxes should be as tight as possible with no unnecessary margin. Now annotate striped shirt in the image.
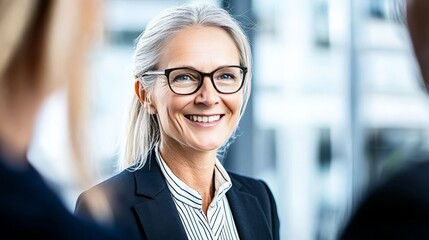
[155,148,240,240]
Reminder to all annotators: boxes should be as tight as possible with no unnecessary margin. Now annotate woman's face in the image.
[150,25,243,153]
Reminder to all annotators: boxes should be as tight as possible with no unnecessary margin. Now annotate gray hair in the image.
[119,3,252,171]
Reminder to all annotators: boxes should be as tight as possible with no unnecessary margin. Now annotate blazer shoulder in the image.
[227,171,277,208]
[91,169,136,196]
[94,169,135,190]
[228,171,269,192]
[76,170,135,209]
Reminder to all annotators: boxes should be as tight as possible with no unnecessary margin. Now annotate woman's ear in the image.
[134,80,146,105]
[134,80,156,114]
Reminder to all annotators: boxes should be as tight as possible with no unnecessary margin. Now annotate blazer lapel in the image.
[227,180,273,240]
[132,152,188,240]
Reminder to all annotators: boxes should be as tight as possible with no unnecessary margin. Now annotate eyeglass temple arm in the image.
[136,71,165,79]
[141,70,165,77]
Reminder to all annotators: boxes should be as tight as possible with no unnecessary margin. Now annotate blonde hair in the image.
[119,3,252,171]
[0,0,112,223]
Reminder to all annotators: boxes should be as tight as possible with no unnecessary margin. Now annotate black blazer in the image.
[75,150,280,240]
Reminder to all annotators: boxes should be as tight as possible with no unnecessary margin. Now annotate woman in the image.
[0,0,119,239]
[75,3,280,240]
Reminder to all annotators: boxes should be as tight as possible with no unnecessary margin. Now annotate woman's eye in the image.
[172,74,200,82]
[175,75,192,81]
[218,73,235,80]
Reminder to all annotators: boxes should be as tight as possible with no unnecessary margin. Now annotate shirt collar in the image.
[154,144,232,209]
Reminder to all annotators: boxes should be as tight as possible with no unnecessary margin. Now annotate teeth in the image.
[188,115,221,123]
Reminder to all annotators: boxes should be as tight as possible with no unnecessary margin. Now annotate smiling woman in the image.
[142,25,244,159]
[74,3,279,240]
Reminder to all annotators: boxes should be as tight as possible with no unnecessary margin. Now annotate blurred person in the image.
[340,0,429,239]
[0,0,119,239]
[75,3,280,240]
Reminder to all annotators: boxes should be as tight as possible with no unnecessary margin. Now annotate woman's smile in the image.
[185,114,223,123]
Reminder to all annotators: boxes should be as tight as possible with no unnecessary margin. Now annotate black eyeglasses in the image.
[140,65,247,95]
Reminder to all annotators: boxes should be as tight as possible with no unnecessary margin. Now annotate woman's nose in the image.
[194,76,220,105]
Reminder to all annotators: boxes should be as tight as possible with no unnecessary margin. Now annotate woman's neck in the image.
[159,140,217,214]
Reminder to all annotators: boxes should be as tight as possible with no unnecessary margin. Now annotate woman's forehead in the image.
[158,25,240,70]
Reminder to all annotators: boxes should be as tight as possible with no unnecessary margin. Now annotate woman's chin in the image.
[189,141,222,153]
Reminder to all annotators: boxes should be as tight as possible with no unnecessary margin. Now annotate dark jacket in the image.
[0,153,119,239]
[75,150,280,240]
[340,160,429,239]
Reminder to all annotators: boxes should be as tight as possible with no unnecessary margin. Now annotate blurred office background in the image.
[28,0,429,239]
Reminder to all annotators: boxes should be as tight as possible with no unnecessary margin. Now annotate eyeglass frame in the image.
[139,65,248,95]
